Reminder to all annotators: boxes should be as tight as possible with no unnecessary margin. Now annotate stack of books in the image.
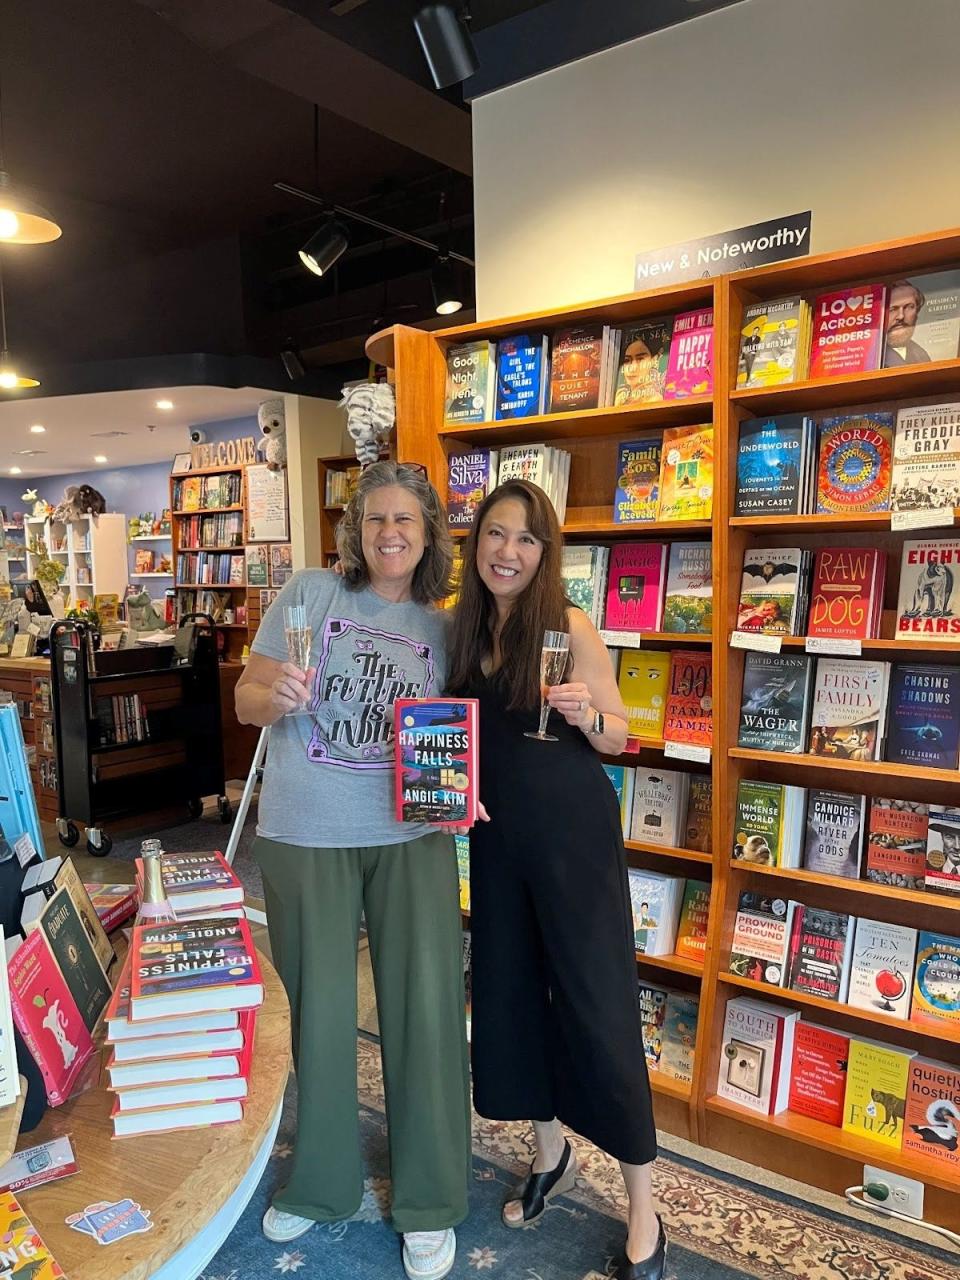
[107,914,263,1137]
[134,850,245,922]
[497,443,571,522]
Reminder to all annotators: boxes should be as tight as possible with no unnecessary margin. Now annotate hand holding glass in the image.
[524,629,570,742]
[283,604,313,715]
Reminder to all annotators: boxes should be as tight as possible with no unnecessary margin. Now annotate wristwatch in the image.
[586,709,605,736]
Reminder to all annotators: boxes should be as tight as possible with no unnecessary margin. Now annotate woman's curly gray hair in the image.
[335,460,453,605]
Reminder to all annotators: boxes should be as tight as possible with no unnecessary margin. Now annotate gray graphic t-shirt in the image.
[251,569,450,847]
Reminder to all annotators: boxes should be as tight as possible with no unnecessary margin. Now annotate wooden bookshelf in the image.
[316,454,359,568]
[372,225,960,1224]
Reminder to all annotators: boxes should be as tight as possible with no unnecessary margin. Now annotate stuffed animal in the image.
[76,484,106,517]
[50,485,86,523]
[21,488,50,519]
[257,398,287,471]
[340,382,396,468]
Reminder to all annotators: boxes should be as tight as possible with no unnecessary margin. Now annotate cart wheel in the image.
[188,797,204,820]
[86,834,112,857]
[58,821,80,848]
[218,796,233,824]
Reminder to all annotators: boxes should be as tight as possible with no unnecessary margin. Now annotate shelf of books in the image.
[378,281,720,1144]
[374,224,960,1221]
[710,227,960,1230]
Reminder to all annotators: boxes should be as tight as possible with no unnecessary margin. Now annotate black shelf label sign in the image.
[635,212,812,287]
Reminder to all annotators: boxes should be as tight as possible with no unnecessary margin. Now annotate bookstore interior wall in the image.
[369,225,960,1234]
[471,0,960,319]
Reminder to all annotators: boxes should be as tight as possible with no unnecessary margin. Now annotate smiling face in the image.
[476,496,544,609]
[360,484,427,600]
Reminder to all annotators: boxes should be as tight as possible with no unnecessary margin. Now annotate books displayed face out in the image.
[842,1037,916,1149]
[807,547,885,641]
[0,1190,65,1277]
[912,931,960,1027]
[663,309,714,400]
[630,768,691,848]
[656,424,714,521]
[660,991,700,1083]
[637,981,669,1070]
[801,789,866,879]
[786,905,855,1002]
[788,1022,850,1127]
[807,658,889,762]
[815,412,894,514]
[444,340,496,424]
[895,538,960,642]
[729,892,795,987]
[737,547,810,636]
[21,856,114,974]
[847,918,917,1021]
[716,996,798,1116]
[497,443,571,524]
[394,698,479,828]
[808,284,887,379]
[614,319,672,404]
[0,928,17,1109]
[549,324,610,413]
[613,438,662,524]
[885,664,960,769]
[494,333,550,419]
[626,870,685,956]
[734,416,817,517]
[561,545,609,628]
[903,1058,960,1171]
[36,885,111,1033]
[604,542,668,632]
[663,650,712,747]
[736,297,811,388]
[446,450,499,531]
[662,542,712,635]
[865,798,928,890]
[882,272,960,368]
[891,402,960,515]
[737,652,814,754]
[618,649,671,744]
[130,916,264,1021]
[926,805,960,896]
[675,880,710,964]
[732,780,806,869]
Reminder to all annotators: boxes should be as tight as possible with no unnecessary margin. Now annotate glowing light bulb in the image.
[0,208,20,239]
[0,370,18,389]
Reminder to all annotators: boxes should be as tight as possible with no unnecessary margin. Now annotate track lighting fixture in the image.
[0,262,38,389]
[414,5,480,90]
[280,342,306,381]
[299,216,349,277]
[431,254,462,315]
[0,68,61,243]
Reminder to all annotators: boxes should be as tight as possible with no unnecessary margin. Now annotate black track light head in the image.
[414,5,479,90]
[280,342,306,381]
[299,216,348,277]
[431,255,462,315]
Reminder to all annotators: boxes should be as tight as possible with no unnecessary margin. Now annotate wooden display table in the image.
[13,951,290,1280]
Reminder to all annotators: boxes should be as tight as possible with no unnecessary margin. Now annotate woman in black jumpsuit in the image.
[448,479,665,1280]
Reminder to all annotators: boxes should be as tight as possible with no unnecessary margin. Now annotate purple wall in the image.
[0,415,260,588]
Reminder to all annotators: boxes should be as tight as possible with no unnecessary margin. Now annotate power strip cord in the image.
[845,1185,960,1248]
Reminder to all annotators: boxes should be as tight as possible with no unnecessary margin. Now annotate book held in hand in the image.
[394,698,479,827]
[716,996,798,1116]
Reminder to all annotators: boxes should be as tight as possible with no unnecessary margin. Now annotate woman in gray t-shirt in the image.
[237,461,470,1280]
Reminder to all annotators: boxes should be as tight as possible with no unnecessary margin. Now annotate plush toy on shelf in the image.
[50,485,87,523]
[340,381,396,468]
[76,484,106,516]
[21,488,51,519]
[257,398,287,471]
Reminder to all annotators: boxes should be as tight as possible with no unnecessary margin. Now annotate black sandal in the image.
[502,1139,577,1228]
[614,1214,667,1280]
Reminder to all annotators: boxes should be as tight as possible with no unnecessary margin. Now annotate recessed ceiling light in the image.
[155,399,174,411]
[29,424,45,433]
[94,454,108,463]
[9,466,21,475]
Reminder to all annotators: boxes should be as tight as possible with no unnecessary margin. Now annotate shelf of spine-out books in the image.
[49,620,230,854]
[707,229,960,1229]
[374,224,960,1226]
[170,464,248,661]
[0,658,58,823]
[317,453,361,568]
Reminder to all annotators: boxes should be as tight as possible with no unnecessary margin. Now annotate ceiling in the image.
[0,0,743,393]
[0,386,274,477]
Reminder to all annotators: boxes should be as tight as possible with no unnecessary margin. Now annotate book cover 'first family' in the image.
[395,698,479,827]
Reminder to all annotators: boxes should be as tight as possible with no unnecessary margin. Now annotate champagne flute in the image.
[283,603,313,716]
[524,629,570,742]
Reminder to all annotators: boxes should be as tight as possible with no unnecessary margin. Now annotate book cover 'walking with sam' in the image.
[395,698,479,827]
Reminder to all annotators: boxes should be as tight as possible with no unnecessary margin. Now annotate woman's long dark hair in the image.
[447,480,569,710]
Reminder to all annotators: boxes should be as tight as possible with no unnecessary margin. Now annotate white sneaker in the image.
[262,1206,315,1242]
[402,1228,456,1280]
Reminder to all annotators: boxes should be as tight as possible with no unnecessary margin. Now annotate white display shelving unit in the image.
[25,512,129,605]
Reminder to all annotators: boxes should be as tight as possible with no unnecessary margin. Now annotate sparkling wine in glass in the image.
[283,604,313,716]
[524,629,570,742]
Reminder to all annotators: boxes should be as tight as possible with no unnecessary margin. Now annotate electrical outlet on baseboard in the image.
[863,1166,925,1220]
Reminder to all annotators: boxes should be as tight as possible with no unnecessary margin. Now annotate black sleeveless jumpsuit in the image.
[468,671,658,1166]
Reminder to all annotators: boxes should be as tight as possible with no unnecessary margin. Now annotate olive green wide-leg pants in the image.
[253,831,471,1232]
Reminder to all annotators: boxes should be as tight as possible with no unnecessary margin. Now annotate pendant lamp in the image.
[0,260,39,389]
[0,69,62,244]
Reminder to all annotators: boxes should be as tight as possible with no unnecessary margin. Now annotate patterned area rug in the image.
[199,1034,955,1280]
